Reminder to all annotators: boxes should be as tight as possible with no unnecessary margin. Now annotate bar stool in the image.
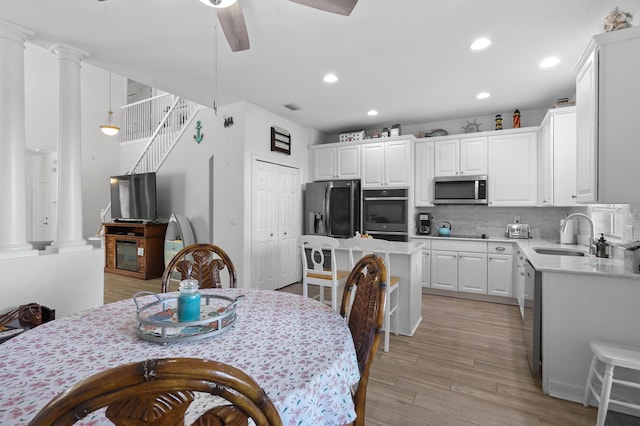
[583,340,640,426]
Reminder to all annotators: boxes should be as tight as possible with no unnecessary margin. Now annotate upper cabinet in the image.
[434,137,487,177]
[361,139,411,188]
[575,26,640,203]
[488,131,538,207]
[311,144,360,181]
[414,140,434,206]
[538,106,578,207]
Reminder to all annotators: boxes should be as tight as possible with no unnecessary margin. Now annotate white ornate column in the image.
[50,43,91,253]
[0,20,37,259]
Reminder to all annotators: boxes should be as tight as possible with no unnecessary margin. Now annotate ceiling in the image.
[1,0,637,135]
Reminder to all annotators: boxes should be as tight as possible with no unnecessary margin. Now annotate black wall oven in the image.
[362,189,408,241]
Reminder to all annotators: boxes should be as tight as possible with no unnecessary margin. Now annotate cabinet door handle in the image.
[495,246,506,251]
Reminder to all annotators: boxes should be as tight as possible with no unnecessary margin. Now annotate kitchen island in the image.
[335,240,424,337]
[517,239,640,413]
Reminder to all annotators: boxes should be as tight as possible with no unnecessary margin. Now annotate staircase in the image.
[99,94,202,226]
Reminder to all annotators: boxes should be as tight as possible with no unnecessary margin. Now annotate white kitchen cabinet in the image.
[574,26,640,203]
[458,251,487,294]
[487,242,513,297]
[488,254,513,297]
[421,249,431,288]
[311,144,360,181]
[488,131,538,206]
[411,238,432,288]
[361,139,411,188]
[414,140,434,206]
[431,239,487,293]
[538,107,577,207]
[431,250,458,291]
[434,137,487,177]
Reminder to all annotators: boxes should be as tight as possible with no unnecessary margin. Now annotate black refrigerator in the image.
[304,180,360,238]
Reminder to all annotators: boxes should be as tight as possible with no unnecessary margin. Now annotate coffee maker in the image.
[417,213,431,235]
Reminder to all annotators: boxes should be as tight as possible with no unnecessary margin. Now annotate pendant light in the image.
[100,72,120,136]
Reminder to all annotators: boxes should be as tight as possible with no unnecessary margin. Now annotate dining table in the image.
[0,288,360,425]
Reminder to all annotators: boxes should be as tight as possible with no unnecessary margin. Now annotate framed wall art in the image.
[271,126,291,155]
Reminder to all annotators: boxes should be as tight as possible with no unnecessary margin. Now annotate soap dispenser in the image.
[595,234,610,258]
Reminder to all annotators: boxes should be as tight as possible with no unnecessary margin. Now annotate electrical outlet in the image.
[514,216,520,224]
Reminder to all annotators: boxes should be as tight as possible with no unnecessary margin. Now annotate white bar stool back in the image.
[583,340,640,426]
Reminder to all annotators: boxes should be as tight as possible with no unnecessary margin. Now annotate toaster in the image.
[506,223,530,239]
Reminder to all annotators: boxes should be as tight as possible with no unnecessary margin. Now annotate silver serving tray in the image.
[133,292,244,344]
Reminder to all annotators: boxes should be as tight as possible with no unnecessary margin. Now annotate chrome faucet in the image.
[561,213,595,254]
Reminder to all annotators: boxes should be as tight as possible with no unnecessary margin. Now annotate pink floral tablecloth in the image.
[0,288,360,425]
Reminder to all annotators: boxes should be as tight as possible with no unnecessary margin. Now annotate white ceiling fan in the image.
[199,0,359,52]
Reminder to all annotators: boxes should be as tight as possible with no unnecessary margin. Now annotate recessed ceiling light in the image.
[199,0,238,8]
[540,57,560,68]
[367,110,378,116]
[323,73,338,83]
[470,38,491,50]
[476,92,491,100]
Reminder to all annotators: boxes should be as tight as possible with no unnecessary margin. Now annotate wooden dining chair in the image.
[29,358,283,426]
[340,254,387,426]
[298,235,350,311]
[161,243,237,292]
[343,237,399,352]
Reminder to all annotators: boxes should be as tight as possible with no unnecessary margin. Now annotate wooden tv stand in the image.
[103,222,168,280]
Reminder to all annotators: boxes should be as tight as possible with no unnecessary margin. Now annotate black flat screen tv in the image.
[110,172,157,222]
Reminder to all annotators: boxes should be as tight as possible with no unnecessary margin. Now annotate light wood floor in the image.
[104,273,636,426]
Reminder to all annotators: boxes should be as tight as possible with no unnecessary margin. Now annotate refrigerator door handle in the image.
[325,183,331,236]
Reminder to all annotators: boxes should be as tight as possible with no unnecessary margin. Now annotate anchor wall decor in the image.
[193,121,204,143]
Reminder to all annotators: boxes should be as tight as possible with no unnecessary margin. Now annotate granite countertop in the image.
[411,234,640,280]
[337,240,424,255]
[515,238,640,280]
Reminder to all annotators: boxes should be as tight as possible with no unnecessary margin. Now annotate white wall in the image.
[156,100,314,287]
[0,248,104,318]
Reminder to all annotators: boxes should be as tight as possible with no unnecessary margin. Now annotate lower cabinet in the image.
[420,239,514,299]
[421,249,431,288]
[431,240,487,293]
[458,252,488,293]
[488,254,513,296]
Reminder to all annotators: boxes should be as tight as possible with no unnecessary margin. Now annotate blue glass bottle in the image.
[177,279,201,322]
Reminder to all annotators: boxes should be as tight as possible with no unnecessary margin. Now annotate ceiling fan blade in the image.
[217,2,250,52]
[289,0,358,16]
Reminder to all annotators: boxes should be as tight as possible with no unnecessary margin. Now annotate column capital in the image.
[0,19,35,43]
[49,43,90,62]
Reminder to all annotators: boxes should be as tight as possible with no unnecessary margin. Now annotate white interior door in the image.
[278,167,300,287]
[32,181,53,241]
[252,160,300,290]
[253,161,279,290]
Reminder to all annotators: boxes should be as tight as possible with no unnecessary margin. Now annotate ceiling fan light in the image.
[200,0,238,8]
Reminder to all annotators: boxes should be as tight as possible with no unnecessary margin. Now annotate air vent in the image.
[283,103,301,111]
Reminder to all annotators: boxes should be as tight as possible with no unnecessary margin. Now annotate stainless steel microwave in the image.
[434,175,488,204]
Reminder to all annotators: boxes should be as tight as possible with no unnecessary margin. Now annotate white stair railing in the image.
[99,95,202,227]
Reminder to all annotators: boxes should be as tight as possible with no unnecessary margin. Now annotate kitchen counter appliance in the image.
[434,175,488,205]
[305,180,360,238]
[506,223,530,239]
[417,213,431,235]
[362,189,408,241]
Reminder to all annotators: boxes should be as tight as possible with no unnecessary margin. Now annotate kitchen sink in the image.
[533,247,587,256]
